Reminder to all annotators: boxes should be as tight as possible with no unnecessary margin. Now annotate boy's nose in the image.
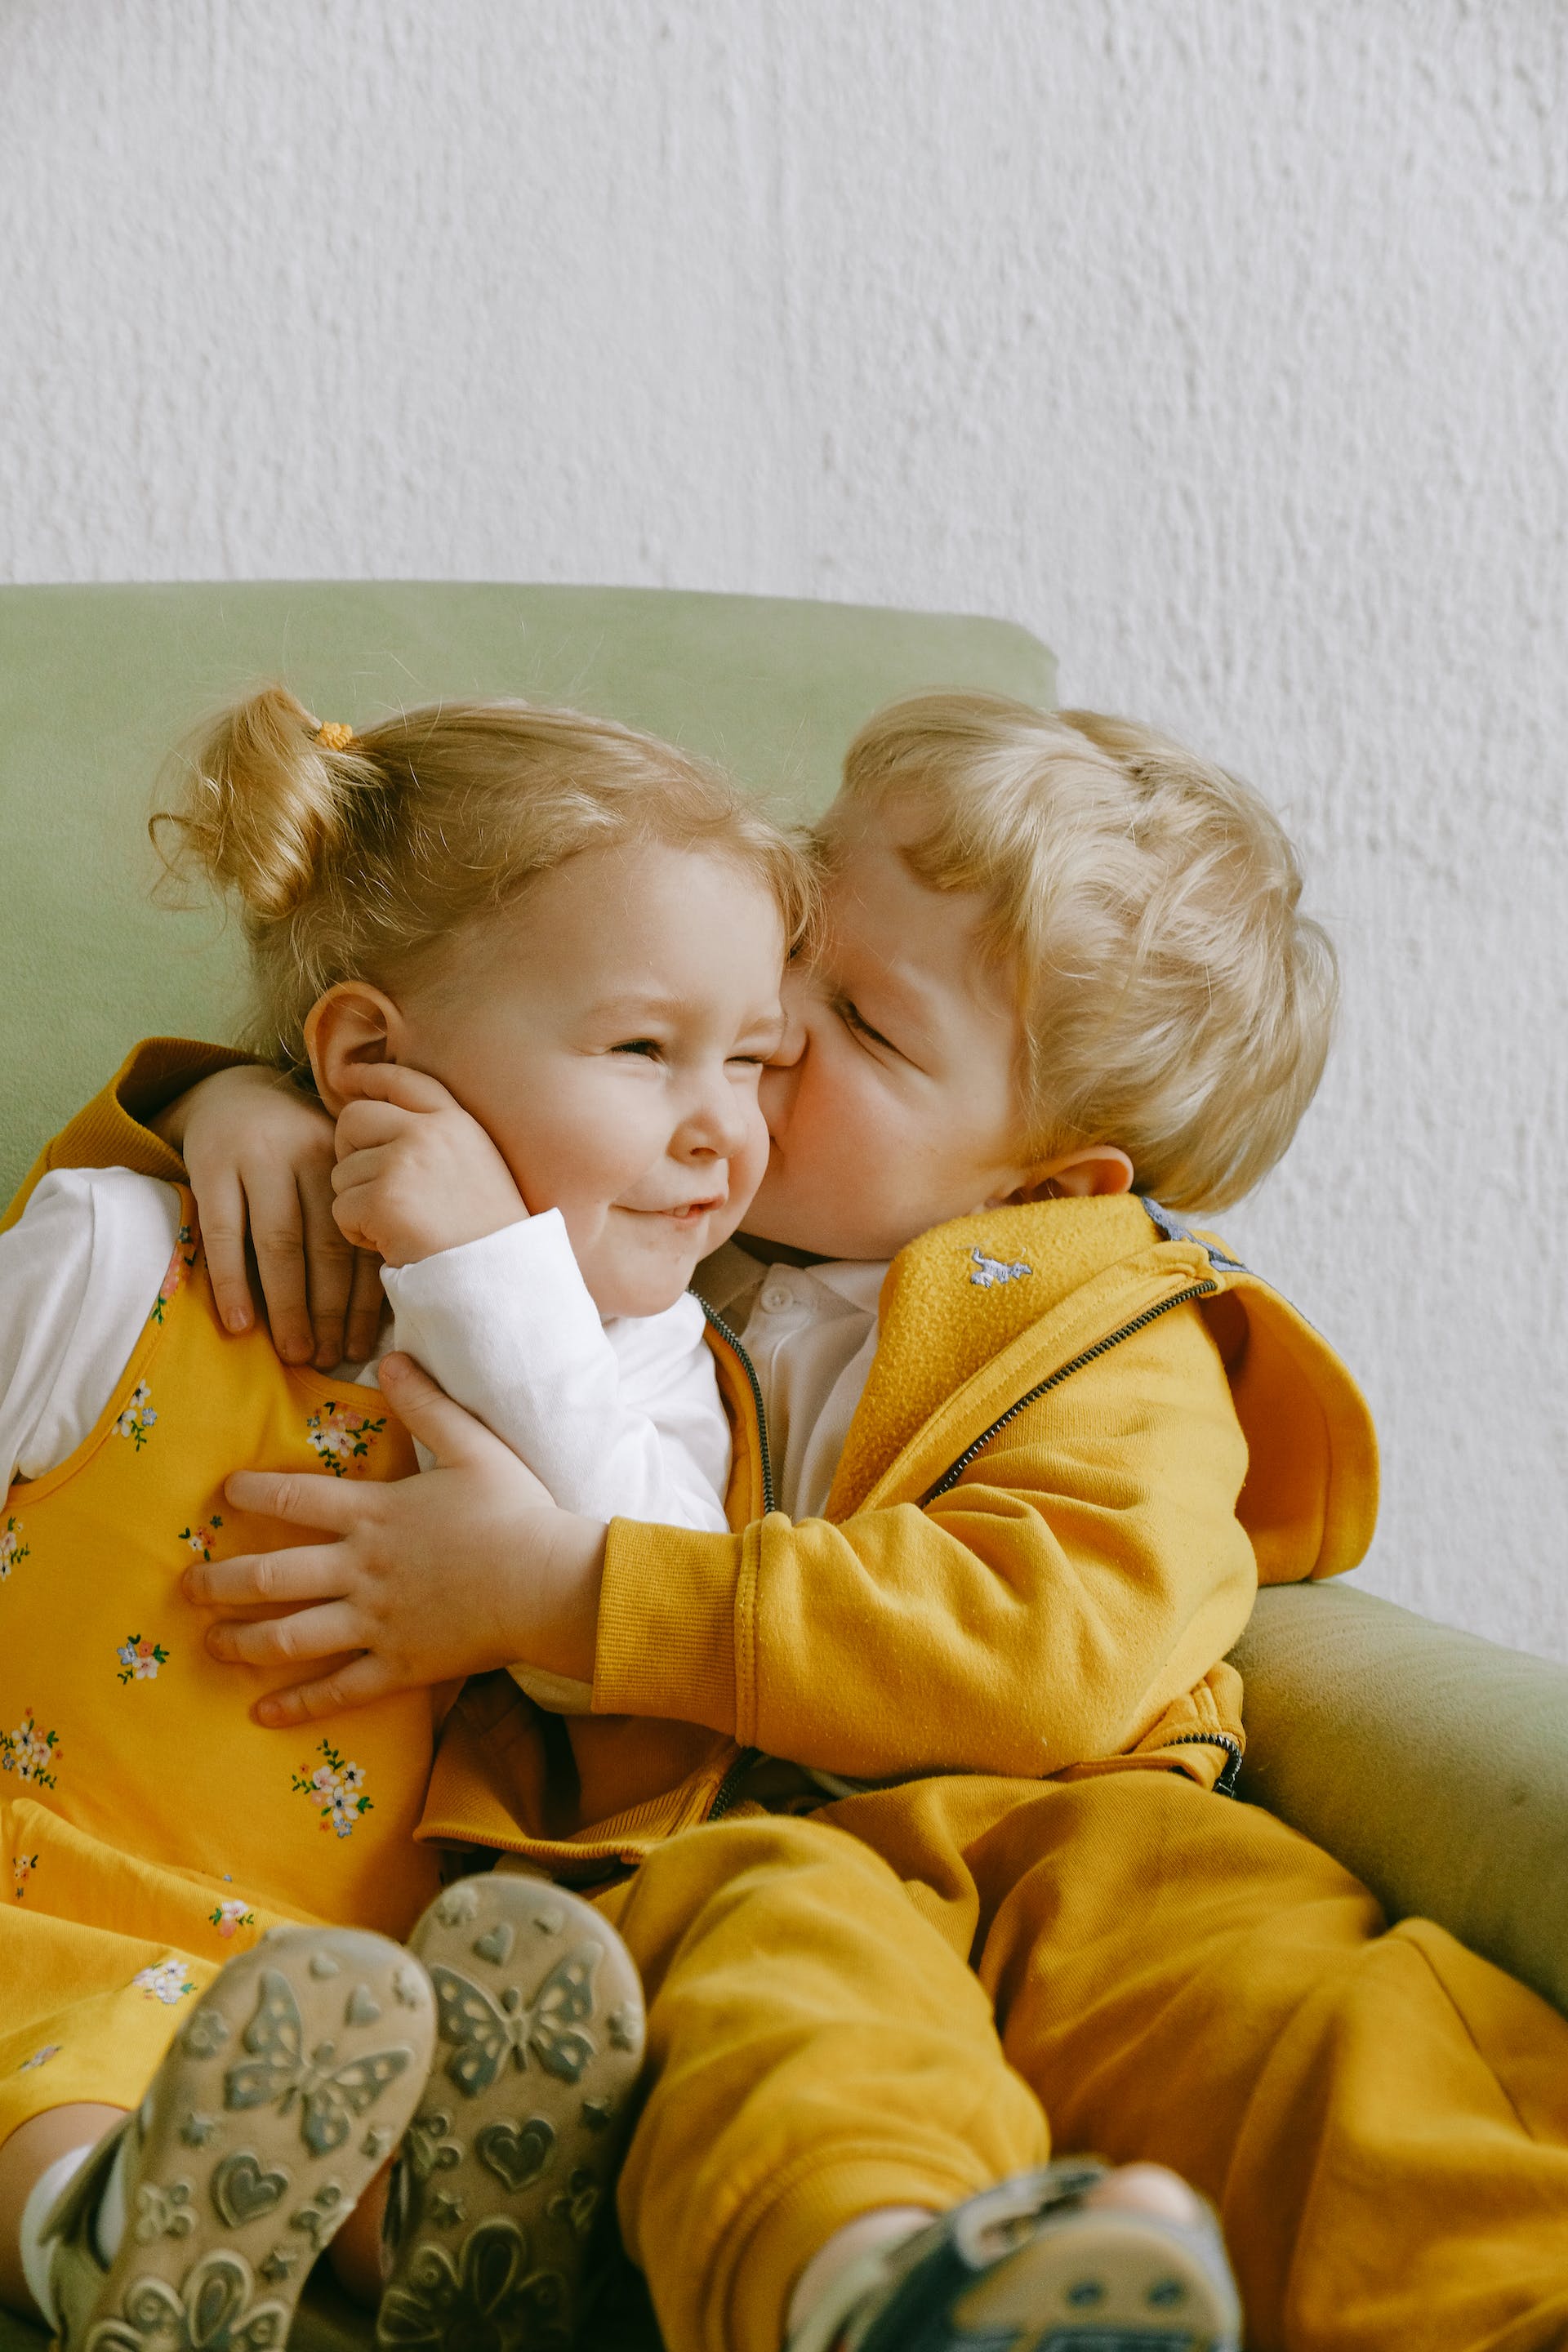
[770,974,809,1067]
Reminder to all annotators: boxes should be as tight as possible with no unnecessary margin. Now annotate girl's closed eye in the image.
[611,1038,663,1059]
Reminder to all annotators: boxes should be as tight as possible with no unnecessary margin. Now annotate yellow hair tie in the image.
[314,720,355,752]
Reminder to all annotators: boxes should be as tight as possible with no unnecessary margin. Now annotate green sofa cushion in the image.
[0,581,1056,1207]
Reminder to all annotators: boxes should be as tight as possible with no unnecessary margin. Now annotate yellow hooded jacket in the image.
[10,1043,1379,1882]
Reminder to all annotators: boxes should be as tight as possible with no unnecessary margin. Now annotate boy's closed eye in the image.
[835,997,902,1057]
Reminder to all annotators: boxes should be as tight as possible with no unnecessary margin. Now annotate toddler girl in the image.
[0,687,809,2348]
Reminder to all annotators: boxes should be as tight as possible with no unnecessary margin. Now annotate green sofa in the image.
[3,582,1565,2351]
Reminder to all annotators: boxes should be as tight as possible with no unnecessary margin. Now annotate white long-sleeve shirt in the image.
[0,1171,733,1710]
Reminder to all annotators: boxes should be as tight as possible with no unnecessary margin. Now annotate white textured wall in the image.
[3,1,1566,1655]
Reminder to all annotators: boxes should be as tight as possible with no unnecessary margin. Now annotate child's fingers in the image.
[242,1165,317,1365]
[299,1178,361,1370]
[192,1166,258,1337]
[205,1599,362,1668]
[184,1539,347,1609]
[223,1467,368,1532]
[329,1175,392,1257]
[334,1097,419,1159]
[335,1063,456,1116]
[330,1144,398,1197]
[254,1653,392,1728]
[376,1353,515,1472]
[343,1248,386,1365]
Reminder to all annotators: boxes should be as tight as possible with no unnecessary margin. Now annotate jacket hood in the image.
[821,1194,1378,1585]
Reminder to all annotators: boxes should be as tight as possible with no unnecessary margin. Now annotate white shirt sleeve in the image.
[382,1212,732,1717]
[0,1170,184,1487]
[381,1209,732,1530]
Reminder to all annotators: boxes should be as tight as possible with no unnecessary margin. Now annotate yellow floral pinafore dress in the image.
[0,1187,443,2139]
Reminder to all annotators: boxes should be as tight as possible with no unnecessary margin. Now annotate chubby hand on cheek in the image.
[330,1062,528,1269]
[183,1354,606,1726]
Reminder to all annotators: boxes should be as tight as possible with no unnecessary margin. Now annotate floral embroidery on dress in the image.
[11,1853,38,1900]
[292,1740,372,1838]
[151,1225,198,1322]
[1,1711,60,1788]
[0,1515,27,1581]
[18,2043,60,2072]
[134,1960,197,2005]
[117,1633,171,1684]
[179,1517,223,1559]
[305,1401,385,1477]
[114,1382,158,1449]
[210,1898,256,1939]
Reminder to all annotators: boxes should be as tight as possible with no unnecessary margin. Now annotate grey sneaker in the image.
[789,2161,1242,2352]
[40,1926,436,2352]
[376,1873,646,2352]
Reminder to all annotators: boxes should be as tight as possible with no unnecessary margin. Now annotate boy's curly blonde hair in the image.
[154,686,815,1080]
[831,692,1337,1212]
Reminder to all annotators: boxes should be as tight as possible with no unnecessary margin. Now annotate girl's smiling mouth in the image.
[621,1195,726,1224]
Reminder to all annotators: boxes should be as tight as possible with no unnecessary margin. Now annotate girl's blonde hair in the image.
[154,686,813,1078]
[833,692,1338,1212]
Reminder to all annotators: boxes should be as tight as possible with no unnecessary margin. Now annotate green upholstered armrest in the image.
[1231,1583,1568,2018]
[0,581,1055,1208]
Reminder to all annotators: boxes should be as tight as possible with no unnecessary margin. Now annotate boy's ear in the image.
[1006,1144,1136,1204]
[304,982,405,1116]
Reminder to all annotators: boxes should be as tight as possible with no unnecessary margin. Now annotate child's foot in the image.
[37,1925,436,2352]
[787,2160,1241,2352]
[377,1872,646,2352]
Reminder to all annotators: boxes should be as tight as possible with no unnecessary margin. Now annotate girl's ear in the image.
[304,983,404,1116]
[1005,1144,1136,1204]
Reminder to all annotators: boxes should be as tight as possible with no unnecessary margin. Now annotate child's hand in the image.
[157,1064,385,1368]
[332,1065,528,1267]
[184,1354,607,1723]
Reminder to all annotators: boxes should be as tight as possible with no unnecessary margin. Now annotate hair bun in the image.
[154,684,372,921]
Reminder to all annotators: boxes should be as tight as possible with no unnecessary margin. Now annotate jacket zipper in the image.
[700,1276,1223,1820]
[1160,1731,1244,1797]
[923,1278,1239,1788]
[706,1751,761,1820]
[697,1299,775,1516]
[918,1279,1218,1504]
[696,1300,774,1818]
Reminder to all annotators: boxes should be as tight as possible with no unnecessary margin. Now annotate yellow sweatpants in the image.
[596,1771,1568,2352]
[9,1772,1568,2352]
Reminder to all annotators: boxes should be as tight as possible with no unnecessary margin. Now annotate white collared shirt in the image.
[696,1241,889,1522]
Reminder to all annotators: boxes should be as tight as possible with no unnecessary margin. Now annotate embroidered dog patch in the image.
[967,1247,1032,1289]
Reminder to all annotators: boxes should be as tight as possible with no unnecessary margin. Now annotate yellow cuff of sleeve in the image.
[593,1517,756,1736]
